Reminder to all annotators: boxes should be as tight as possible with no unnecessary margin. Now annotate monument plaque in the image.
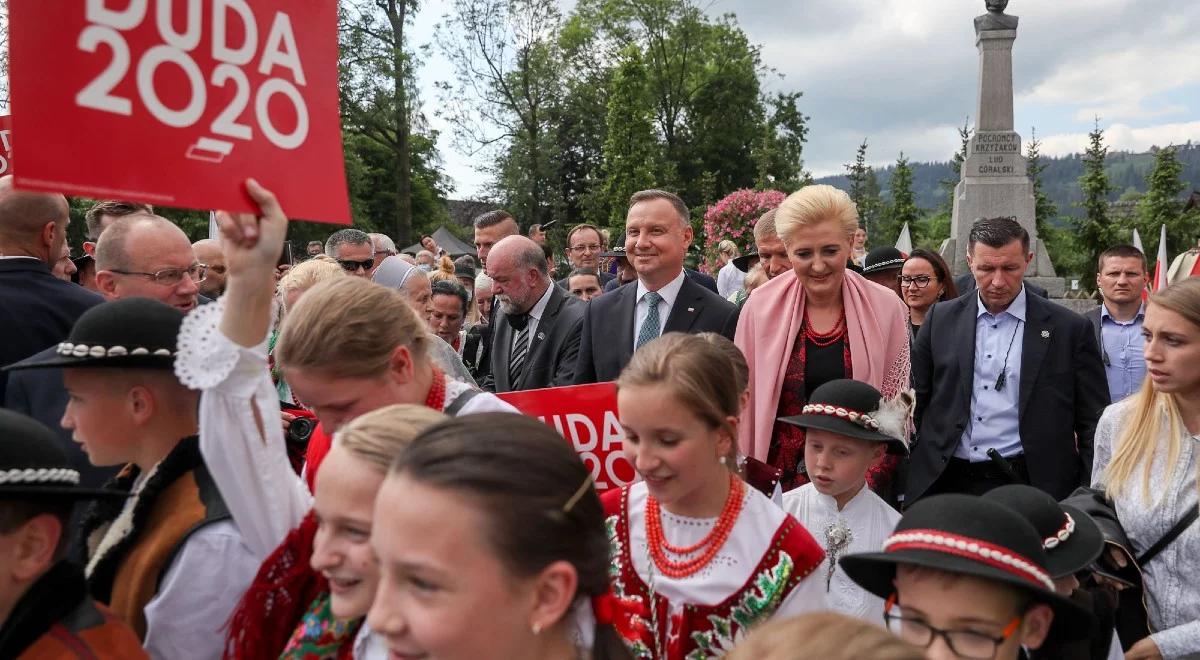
[942,1,1058,284]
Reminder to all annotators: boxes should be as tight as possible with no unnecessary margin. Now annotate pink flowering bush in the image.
[701,189,786,272]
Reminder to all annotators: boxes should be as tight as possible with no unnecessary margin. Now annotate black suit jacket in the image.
[955,272,1049,299]
[573,275,738,384]
[0,259,104,402]
[908,292,1110,502]
[556,270,615,290]
[490,285,585,392]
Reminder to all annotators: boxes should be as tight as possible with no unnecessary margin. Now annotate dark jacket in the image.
[908,291,1110,502]
[573,274,737,384]
[489,285,585,392]
[603,268,717,294]
[0,258,104,402]
[556,270,615,290]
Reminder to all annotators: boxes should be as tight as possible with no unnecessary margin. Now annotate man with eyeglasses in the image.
[368,232,398,278]
[555,223,614,290]
[324,227,375,278]
[193,238,228,298]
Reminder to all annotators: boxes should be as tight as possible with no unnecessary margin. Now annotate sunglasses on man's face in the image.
[338,258,375,272]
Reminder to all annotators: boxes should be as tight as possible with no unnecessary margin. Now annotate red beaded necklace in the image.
[424,368,447,412]
[645,474,746,578]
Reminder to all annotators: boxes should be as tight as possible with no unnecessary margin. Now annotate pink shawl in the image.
[735,269,910,460]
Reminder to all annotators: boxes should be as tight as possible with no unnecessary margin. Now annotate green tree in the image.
[882,152,919,245]
[1137,145,1196,258]
[595,48,657,227]
[845,139,881,236]
[1026,128,1057,239]
[1075,118,1115,282]
[752,92,810,190]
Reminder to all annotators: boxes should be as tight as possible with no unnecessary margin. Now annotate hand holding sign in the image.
[10,0,349,223]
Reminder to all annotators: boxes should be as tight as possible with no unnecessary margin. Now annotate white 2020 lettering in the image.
[75,0,309,151]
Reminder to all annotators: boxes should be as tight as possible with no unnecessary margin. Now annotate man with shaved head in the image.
[95,215,203,312]
[192,238,227,298]
[485,235,584,392]
[0,176,102,402]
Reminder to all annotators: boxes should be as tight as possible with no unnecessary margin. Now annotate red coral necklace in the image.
[645,474,745,578]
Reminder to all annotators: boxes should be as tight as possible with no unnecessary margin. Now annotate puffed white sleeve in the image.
[176,299,312,559]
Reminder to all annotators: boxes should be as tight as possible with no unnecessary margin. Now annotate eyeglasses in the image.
[203,264,228,275]
[568,244,602,254]
[898,275,934,289]
[883,594,1021,659]
[338,258,375,272]
[110,263,206,286]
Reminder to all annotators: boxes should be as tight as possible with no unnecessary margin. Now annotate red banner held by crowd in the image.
[0,116,11,176]
[8,0,350,224]
[497,383,636,494]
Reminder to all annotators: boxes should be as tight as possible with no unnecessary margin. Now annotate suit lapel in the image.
[493,313,513,392]
[617,285,638,369]
[1019,296,1053,416]
[954,295,979,408]
[663,278,702,334]
[527,287,561,357]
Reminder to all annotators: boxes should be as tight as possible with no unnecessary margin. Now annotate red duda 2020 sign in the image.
[9,0,350,223]
[0,116,11,176]
[497,383,637,494]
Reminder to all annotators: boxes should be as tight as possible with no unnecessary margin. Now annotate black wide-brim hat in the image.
[840,494,1093,640]
[985,485,1104,579]
[777,379,909,455]
[732,251,760,272]
[0,409,126,500]
[863,246,906,275]
[3,297,183,372]
[600,232,628,259]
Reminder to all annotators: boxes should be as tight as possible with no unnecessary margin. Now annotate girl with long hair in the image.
[605,332,826,658]
[1092,278,1200,659]
[368,413,632,660]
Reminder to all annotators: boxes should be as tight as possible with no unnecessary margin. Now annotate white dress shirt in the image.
[632,269,687,352]
[512,282,556,352]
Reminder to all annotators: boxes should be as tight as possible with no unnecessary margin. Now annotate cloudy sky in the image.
[410,0,1200,197]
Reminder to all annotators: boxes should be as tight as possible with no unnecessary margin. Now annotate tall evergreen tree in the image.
[1076,118,1114,282]
[1137,145,1193,258]
[1026,128,1057,238]
[883,152,919,245]
[596,48,657,227]
[845,139,881,235]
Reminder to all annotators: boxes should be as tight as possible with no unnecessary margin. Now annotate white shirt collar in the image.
[976,285,1027,322]
[527,281,555,322]
[0,255,41,261]
[636,269,687,309]
[813,481,870,514]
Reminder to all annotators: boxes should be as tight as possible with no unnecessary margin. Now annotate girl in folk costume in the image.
[368,414,633,660]
[181,181,514,658]
[607,332,827,659]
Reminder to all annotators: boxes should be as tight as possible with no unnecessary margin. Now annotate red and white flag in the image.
[1152,224,1169,291]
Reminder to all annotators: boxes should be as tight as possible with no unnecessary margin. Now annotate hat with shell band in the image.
[862,246,906,275]
[0,409,126,500]
[985,485,1104,580]
[839,494,1093,640]
[2,297,184,372]
[600,233,628,259]
[776,379,911,455]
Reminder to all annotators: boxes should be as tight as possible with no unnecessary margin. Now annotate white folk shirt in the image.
[780,482,900,625]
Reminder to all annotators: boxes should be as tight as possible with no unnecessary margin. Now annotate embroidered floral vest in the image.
[602,486,824,659]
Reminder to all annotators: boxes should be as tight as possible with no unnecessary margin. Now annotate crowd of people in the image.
[0,173,1197,660]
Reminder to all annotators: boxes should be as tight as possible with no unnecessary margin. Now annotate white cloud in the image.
[1037,120,1200,157]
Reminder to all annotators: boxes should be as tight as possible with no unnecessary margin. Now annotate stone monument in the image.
[942,0,1061,294]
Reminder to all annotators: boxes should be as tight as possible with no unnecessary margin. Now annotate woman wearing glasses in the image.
[900,249,958,340]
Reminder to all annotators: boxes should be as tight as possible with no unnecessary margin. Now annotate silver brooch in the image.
[1040,330,1050,339]
[824,519,855,592]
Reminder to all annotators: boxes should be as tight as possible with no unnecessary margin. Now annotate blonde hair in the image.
[617,333,741,438]
[717,239,740,259]
[1103,278,1200,500]
[276,277,430,378]
[428,255,456,284]
[335,404,447,471]
[277,256,345,310]
[775,184,859,245]
[726,612,922,660]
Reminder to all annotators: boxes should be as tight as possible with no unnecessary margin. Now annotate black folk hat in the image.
[985,485,1104,579]
[732,251,760,272]
[600,233,628,259]
[777,379,910,455]
[0,409,126,500]
[862,246,906,275]
[840,494,1093,639]
[3,298,184,372]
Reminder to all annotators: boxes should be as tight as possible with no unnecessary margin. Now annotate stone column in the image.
[976,30,1016,132]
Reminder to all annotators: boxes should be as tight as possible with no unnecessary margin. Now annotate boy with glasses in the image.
[841,494,1091,660]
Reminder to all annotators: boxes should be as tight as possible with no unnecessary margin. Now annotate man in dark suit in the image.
[555,223,615,290]
[575,189,738,384]
[0,176,103,404]
[486,235,585,392]
[908,217,1109,503]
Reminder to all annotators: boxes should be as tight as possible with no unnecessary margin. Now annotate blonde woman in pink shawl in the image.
[735,185,910,494]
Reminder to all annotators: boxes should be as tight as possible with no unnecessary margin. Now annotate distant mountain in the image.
[814,142,1200,217]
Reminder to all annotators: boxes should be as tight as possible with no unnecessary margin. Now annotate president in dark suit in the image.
[575,190,737,384]
[0,178,103,403]
[486,235,585,392]
[908,217,1109,503]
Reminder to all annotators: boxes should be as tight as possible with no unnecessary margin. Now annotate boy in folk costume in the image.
[841,494,1093,660]
[778,379,910,624]
[0,409,145,659]
[5,298,258,659]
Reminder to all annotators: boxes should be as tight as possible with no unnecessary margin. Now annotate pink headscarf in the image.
[735,268,910,460]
